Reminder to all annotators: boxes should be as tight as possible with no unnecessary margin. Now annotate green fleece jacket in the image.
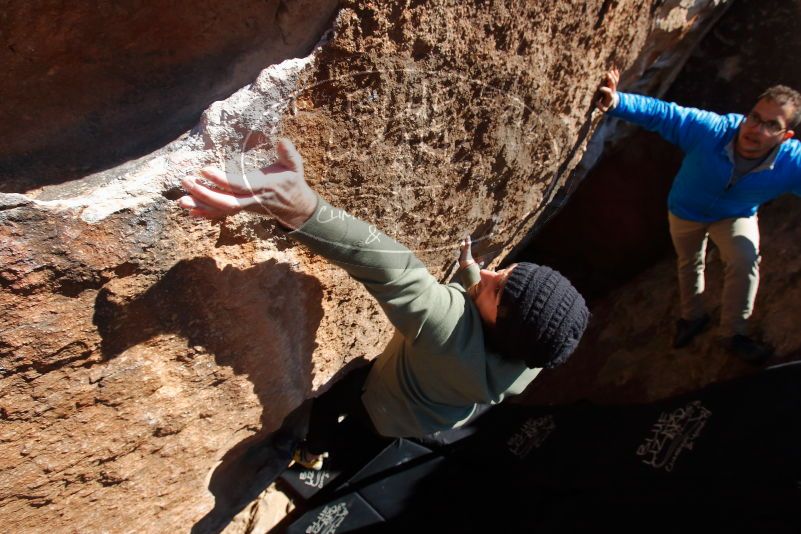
[290,196,541,437]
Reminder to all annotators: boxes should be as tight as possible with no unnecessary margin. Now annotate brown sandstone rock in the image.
[0,0,340,191]
[0,1,731,532]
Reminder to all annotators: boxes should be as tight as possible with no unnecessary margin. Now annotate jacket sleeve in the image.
[608,92,728,153]
[289,195,456,341]
[457,263,481,290]
[786,142,801,197]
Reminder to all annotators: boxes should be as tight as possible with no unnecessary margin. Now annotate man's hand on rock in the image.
[177,138,318,229]
[596,66,620,112]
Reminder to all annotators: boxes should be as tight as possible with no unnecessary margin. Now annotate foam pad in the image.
[279,461,344,501]
[287,362,801,532]
[286,492,384,533]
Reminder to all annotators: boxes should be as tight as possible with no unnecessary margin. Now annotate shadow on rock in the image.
[93,256,325,532]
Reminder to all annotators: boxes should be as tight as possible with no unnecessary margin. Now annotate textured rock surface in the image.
[0,1,730,532]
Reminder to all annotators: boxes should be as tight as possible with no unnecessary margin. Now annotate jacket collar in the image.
[725,121,782,173]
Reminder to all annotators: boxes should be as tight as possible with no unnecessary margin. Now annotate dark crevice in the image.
[502,105,601,271]
[594,0,615,30]
[54,276,106,298]
[0,196,32,210]
[5,342,94,379]
[650,0,667,16]
[161,186,186,201]
[113,261,141,278]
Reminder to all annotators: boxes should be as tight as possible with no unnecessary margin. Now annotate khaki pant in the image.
[668,212,760,336]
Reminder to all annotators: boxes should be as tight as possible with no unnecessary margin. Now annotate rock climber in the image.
[177,138,589,468]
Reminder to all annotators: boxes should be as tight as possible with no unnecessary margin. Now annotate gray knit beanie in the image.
[495,263,589,368]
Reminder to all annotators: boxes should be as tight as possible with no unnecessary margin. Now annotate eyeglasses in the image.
[743,111,786,135]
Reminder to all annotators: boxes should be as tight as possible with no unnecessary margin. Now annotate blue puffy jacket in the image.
[609,92,801,222]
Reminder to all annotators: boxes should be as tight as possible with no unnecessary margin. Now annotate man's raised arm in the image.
[595,67,728,151]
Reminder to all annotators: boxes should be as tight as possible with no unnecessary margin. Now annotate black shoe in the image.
[673,314,710,348]
[724,335,773,364]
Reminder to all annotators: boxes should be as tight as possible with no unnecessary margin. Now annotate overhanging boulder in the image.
[0,1,731,531]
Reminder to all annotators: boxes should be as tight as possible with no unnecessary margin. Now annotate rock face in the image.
[0,0,340,191]
[0,1,730,532]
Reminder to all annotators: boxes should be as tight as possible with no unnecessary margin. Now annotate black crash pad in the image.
[284,362,801,532]
[286,492,384,534]
[286,439,444,531]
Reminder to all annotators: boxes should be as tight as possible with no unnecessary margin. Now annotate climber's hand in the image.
[458,235,476,270]
[177,138,317,229]
[596,66,620,112]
